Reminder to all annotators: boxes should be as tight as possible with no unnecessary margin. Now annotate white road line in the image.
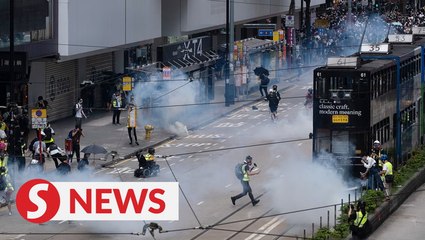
[244,217,280,240]
[58,220,67,224]
[225,184,232,188]
[275,155,281,158]
[253,219,285,240]
[297,143,303,146]
[10,234,26,239]
[197,201,204,206]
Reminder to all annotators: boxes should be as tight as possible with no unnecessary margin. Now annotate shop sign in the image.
[122,76,133,91]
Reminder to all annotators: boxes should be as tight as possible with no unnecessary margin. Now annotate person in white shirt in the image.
[75,98,87,128]
[360,155,384,191]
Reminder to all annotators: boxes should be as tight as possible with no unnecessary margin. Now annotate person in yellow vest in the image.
[43,122,55,149]
[0,142,13,216]
[145,147,156,168]
[380,154,393,201]
[231,155,260,206]
[348,200,370,239]
[111,91,122,125]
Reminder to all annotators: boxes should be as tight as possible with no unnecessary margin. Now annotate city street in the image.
[0,77,348,240]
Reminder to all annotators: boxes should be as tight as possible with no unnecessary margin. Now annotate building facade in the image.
[0,0,325,121]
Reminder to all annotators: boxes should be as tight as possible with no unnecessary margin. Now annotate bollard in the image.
[144,124,154,140]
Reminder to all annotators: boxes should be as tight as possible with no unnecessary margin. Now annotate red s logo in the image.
[16,179,60,224]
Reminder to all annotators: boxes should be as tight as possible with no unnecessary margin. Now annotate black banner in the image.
[157,36,212,63]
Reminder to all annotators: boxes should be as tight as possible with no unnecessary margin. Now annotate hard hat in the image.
[374,140,380,144]
[269,88,274,92]
[381,154,388,161]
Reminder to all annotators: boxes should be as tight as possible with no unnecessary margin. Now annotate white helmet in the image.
[373,140,380,144]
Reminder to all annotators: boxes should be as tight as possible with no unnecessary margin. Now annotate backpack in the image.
[72,104,77,116]
[235,163,245,180]
[260,75,270,85]
[43,127,52,140]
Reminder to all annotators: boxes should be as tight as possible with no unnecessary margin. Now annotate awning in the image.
[166,50,220,72]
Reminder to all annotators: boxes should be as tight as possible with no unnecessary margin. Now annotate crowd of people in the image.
[297,1,425,65]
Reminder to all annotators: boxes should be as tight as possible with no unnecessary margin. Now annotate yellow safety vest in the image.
[145,153,155,161]
[384,161,393,175]
[0,122,6,131]
[354,211,368,228]
[0,156,8,174]
[242,164,249,182]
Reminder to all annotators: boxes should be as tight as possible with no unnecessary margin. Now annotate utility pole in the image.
[9,0,15,104]
[225,0,235,106]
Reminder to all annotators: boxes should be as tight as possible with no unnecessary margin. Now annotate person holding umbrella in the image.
[80,144,107,167]
[254,66,270,98]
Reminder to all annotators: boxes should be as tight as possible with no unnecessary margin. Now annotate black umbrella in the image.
[253,67,269,76]
[81,144,107,155]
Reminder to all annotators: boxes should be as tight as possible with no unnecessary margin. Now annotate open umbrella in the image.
[253,66,269,76]
[81,144,107,167]
[81,144,107,154]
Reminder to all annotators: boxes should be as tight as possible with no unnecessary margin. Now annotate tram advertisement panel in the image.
[315,98,369,130]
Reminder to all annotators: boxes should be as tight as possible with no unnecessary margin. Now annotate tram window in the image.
[316,76,326,98]
[330,76,353,90]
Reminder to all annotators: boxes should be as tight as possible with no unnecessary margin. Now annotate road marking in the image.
[58,220,67,224]
[297,143,303,146]
[225,184,232,188]
[197,201,204,206]
[10,234,26,239]
[275,155,281,158]
[245,217,284,240]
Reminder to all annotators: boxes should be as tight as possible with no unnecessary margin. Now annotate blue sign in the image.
[258,29,273,37]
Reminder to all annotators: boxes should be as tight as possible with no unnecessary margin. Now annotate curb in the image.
[101,84,295,168]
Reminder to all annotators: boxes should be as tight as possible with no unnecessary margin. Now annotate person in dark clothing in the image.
[57,159,71,175]
[259,74,270,97]
[231,155,260,206]
[78,153,90,171]
[69,126,84,163]
[111,92,122,125]
[266,85,281,121]
[47,143,67,168]
[36,96,49,109]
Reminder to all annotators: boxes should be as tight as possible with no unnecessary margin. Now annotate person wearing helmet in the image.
[266,86,281,122]
[380,154,393,200]
[231,155,260,207]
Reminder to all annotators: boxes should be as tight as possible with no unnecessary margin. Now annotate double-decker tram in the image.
[312,31,425,174]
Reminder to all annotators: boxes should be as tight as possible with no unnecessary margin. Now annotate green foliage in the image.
[393,150,425,187]
[360,190,385,212]
[312,148,425,240]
